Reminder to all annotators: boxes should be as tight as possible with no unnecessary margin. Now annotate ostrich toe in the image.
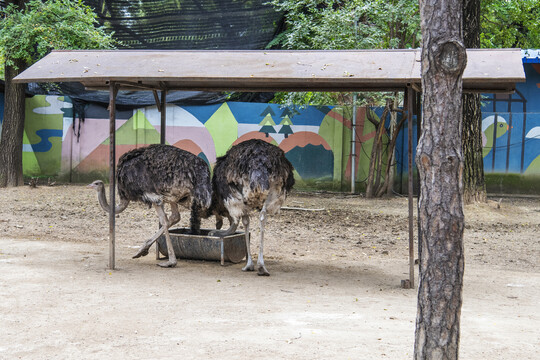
[242,263,255,272]
[257,265,270,276]
[157,259,177,268]
[132,247,149,259]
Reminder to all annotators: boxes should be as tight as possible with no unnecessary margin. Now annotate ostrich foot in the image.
[257,265,270,276]
[242,263,255,272]
[132,247,150,259]
[209,229,231,237]
[157,259,177,268]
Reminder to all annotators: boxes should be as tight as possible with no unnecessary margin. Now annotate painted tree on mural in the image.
[278,108,294,138]
[0,0,115,187]
[415,0,466,358]
[258,106,277,138]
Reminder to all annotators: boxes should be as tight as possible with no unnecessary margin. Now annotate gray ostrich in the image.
[207,139,295,276]
[88,144,212,268]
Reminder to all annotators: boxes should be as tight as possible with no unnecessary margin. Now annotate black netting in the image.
[85,0,284,50]
[25,0,283,107]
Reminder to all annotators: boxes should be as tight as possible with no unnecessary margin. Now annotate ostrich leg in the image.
[208,220,239,237]
[154,204,177,268]
[168,203,181,227]
[132,203,179,266]
[257,206,270,276]
[241,215,254,272]
[156,203,180,259]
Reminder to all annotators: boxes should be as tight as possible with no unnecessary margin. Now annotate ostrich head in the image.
[200,193,229,230]
[87,180,105,191]
[87,179,130,214]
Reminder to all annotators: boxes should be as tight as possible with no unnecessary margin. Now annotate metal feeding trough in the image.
[157,228,247,265]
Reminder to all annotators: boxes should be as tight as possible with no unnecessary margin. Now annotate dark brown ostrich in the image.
[88,144,212,268]
[207,139,295,276]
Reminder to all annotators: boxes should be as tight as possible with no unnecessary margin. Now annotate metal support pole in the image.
[108,82,118,270]
[407,86,415,288]
[156,90,167,260]
[351,94,357,193]
[160,90,166,144]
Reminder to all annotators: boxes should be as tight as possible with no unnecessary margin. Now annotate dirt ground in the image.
[0,184,538,359]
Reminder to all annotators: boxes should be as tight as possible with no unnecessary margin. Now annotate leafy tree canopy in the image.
[0,0,116,72]
[480,0,540,48]
[267,0,420,50]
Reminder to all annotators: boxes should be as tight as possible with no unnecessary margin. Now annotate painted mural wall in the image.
[2,59,540,194]
[478,62,540,193]
[3,95,387,191]
[480,63,540,175]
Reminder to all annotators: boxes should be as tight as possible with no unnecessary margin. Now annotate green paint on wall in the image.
[103,110,162,145]
[318,108,346,184]
[355,109,388,183]
[482,121,508,158]
[524,155,540,174]
[23,96,63,176]
[318,107,387,189]
[204,103,238,157]
[22,129,40,176]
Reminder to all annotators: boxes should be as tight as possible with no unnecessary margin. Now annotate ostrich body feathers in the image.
[211,139,295,219]
[117,144,211,210]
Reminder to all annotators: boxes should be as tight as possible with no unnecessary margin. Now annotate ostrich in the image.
[88,144,212,268]
[207,139,295,276]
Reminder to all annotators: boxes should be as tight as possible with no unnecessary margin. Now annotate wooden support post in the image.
[108,82,118,270]
[407,86,415,288]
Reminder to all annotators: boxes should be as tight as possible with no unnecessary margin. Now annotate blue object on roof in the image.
[522,49,540,63]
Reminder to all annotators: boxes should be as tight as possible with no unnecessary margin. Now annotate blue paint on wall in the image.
[28,129,63,152]
[286,144,333,179]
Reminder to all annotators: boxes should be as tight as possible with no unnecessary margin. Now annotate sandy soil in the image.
[0,184,538,359]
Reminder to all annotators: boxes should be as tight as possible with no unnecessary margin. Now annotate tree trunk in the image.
[376,112,406,197]
[365,107,388,198]
[0,59,27,187]
[462,93,486,203]
[462,0,486,204]
[414,0,466,359]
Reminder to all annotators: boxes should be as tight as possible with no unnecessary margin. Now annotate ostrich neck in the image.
[97,186,129,214]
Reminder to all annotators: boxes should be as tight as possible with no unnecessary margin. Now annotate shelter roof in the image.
[14,49,524,93]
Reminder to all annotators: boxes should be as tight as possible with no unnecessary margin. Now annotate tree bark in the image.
[365,107,388,198]
[462,92,485,203]
[462,0,486,204]
[414,1,466,359]
[0,0,27,187]
[376,111,406,197]
[0,59,27,187]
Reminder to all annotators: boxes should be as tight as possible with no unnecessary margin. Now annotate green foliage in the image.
[0,0,117,70]
[480,0,540,48]
[266,0,420,50]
